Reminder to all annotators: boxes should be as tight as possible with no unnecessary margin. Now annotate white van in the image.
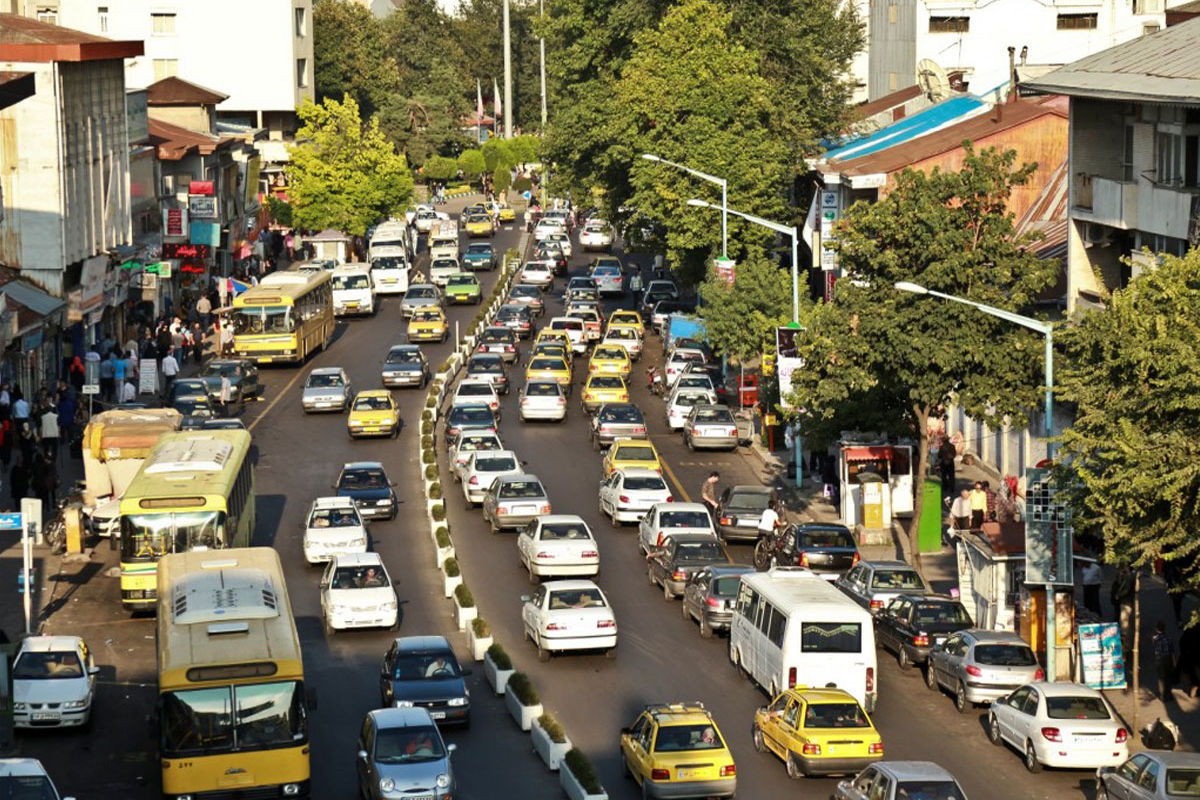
[330,264,376,316]
[729,566,878,711]
[371,220,413,259]
[429,220,460,263]
[548,316,587,354]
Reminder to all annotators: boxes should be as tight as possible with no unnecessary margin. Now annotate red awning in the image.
[843,446,892,461]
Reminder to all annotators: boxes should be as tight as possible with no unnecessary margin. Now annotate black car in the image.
[172,396,216,419]
[784,523,859,579]
[381,345,430,389]
[875,594,973,669]
[590,403,647,449]
[465,354,509,394]
[200,359,261,405]
[335,461,398,521]
[495,304,535,339]
[379,636,472,727]
[169,379,209,403]
[200,418,247,430]
[715,485,779,543]
[444,403,498,444]
[476,326,519,363]
[647,534,731,599]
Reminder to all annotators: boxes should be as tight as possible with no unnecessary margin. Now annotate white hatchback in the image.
[517,515,600,582]
[12,636,97,729]
[320,552,399,633]
[987,681,1129,772]
[457,449,523,506]
[580,222,613,251]
[303,496,369,564]
[598,468,673,525]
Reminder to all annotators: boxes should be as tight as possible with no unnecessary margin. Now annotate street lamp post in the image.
[893,281,1058,678]
[640,154,727,260]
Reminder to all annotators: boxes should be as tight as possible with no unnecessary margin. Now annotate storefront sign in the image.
[1078,623,1126,690]
[1024,467,1075,586]
[164,207,188,237]
[188,180,214,196]
[189,222,221,247]
[139,358,158,395]
[144,261,173,278]
[163,243,211,260]
[820,190,839,272]
[80,254,107,313]
[23,329,43,352]
[188,194,218,219]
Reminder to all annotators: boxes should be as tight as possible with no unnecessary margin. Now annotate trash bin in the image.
[918,478,942,553]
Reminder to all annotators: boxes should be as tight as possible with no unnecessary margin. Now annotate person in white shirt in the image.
[757,501,783,540]
[39,405,59,463]
[160,348,179,397]
[12,395,30,422]
[120,380,137,404]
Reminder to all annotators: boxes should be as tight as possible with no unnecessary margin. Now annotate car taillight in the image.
[1116,728,1128,743]
[546,622,565,631]
[866,667,875,693]
[788,667,797,688]
[692,427,702,436]
[582,550,598,558]
[619,495,630,503]
[539,504,551,513]
[869,742,884,755]
[965,664,982,677]
[719,517,732,525]
[1041,727,1061,742]
[583,392,593,400]
[801,743,821,755]
[505,345,515,352]
[727,427,738,437]
[633,426,646,434]
[870,599,884,610]
[706,596,722,608]
[589,364,597,371]
[536,551,554,559]
[597,619,615,628]
[672,570,686,581]
[851,552,860,566]
[1033,668,1045,680]
[913,634,929,647]
[665,496,675,502]
[720,765,736,777]
[469,476,479,485]
[497,507,508,515]
[799,552,809,567]
[556,397,566,405]
[650,769,670,781]
[620,393,629,401]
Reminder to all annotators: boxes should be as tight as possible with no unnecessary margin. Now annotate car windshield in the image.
[449,407,494,425]
[677,376,711,388]
[615,445,655,461]
[448,275,477,287]
[693,408,732,423]
[675,541,724,561]
[307,373,344,387]
[594,266,619,276]
[202,363,244,378]
[476,456,517,472]
[333,274,370,290]
[654,723,725,752]
[511,286,538,298]
[1166,770,1200,796]
[530,358,566,370]
[432,259,457,270]
[1045,696,1111,720]
[499,480,545,499]
[406,288,437,300]
[541,523,592,540]
[871,570,925,590]
[120,511,225,561]
[798,528,855,548]
[591,377,624,389]
[712,575,743,598]
[390,653,461,680]
[340,469,388,490]
[457,385,494,398]
[468,244,492,254]
[309,508,360,528]
[412,310,442,323]
[526,382,561,397]
[331,565,388,589]
[661,511,710,528]
[804,702,869,728]
[894,781,966,800]
[600,406,642,423]
[594,348,626,360]
[232,305,293,334]
[913,603,972,626]
[353,396,392,411]
[386,350,420,365]
[372,256,406,270]
[499,307,530,320]
[551,320,583,332]
[0,775,58,800]
[624,476,667,491]
[482,330,511,343]
[14,651,83,679]
[374,724,446,764]
[672,394,705,410]
[972,643,1037,666]
[161,681,306,757]
[548,589,606,609]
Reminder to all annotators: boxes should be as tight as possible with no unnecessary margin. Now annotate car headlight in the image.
[447,697,467,707]
[380,777,395,792]
[377,499,392,506]
[394,700,415,708]
[380,600,397,611]
[282,784,301,797]
[13,703,25,711]
[63,699,88,709]
[352,537,367,547]
[436,774,451,789]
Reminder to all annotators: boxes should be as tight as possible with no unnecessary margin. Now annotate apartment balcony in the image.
[1073,175,1138,229]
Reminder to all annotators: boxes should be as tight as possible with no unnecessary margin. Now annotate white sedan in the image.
[517,515,600,582]
[521,579,617,661]
[450,429,504,474]
[319,552,399,633]
[665,387,717,431]
[519,261,555,290]
[457,449,522,506]
[637,502,716,554]
[12,635,97,729]
[579,222,613,251]
[518,379,568,422]
[533,218,566,242]
[598,468,673,526]
[600,328,642,360]
[303,496,369,564]
[452,381,501,415]
[987,681,1129,772]
[546,231,574,258]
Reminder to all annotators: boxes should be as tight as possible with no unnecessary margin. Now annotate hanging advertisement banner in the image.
[775,326,805,411]
[163,207,187,237]
[188,194,218,219]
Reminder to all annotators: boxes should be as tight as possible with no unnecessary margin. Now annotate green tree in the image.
[286,96,414,236]
[786,145,1058,572]
[457,149,487,180]
[1057,251,1200,600]
[424,154,458,182]
[312,0,397,117]
[699,254,796,361]
[377,55,470,165]
[266,196,293,228]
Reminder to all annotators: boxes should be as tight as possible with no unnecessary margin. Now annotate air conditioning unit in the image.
[161,175,175,196]
[1082,223,1115,246]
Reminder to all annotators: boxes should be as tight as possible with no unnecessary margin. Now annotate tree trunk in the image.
[1132,570,1141,734]
[909,405,930,576]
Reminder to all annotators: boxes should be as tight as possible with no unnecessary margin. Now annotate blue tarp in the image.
[820,95,989,163]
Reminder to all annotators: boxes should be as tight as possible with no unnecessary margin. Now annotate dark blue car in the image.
[335,461,397,521]
[784,523,860,580]
[379,636,472,727]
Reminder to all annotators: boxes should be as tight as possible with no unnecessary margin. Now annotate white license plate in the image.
[31,713,59,721]
[676,768,702,780]
[316,402,332,408]
[513,505,538,515]
[934,636,947,645]
[737,519,758,527]
[430,711,446,720]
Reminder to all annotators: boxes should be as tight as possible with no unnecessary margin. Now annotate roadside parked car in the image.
[302,496,368,564]
[647,534,730,599]
[516,515,599,583]
[320,552,398,633]
[926,629,1044,712]
[521,579,617,660]
[681,564,753,638]
[356,707,456,800]
[1097,750,1200,800]
[874,594,973,670]
[834,761,967,800]
[482,474,551,533]
[378,636,471,726]
[836,560,931,614]
[11,635,97,729]
[987,682,1128,772]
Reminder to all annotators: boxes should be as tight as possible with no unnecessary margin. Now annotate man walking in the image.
[1154,620,1177,703]
[701,471,720,518]
[160,347,179,399]
[38,403,58,464]
[949,489,971,546]
[99,352,115,402]
[195,293,212,329]
[969,481,987,529]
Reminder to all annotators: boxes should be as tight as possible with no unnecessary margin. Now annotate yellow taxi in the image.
[619,702,736,799]
[602,438,662,477]
[532,341,573,365]
[407,308,448,343]
[587,345,632,379]
[751,688,882,778]
[496,202,516,223]
[535,328,572,350]
[607,309,644,335]
[347,390,401,439]
[581,374,629,413]
[464,213,494,237]
[525,355,572,390]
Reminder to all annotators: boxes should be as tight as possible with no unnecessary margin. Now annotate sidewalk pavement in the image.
[746,437,1199,752]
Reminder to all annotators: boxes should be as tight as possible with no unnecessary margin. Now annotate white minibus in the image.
[330,264,376,316]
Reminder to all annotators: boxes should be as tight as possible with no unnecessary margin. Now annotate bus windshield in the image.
[233,306,293,335]
[121,511,225,561]
[333,275,371,290]
[161,680,307,757]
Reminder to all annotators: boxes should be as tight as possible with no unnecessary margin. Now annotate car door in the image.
[839,565,867,606]
[522,586,546,635]
[319,561,335,618]
[482,480,499,521]
[758,692,791,757]
[876,600,903,651]
[639,507,658,552]
[841,766,879,800]
[994,686,1031,744]
[621,714,651,779]
[929,634,956,687]
[356,716,376,790]
[867,772,893,800]
[517,521,536,566]
[941,635,969,689]
[1134,757,1160,799]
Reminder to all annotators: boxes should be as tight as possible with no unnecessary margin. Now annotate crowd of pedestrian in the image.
[0,380,79,519]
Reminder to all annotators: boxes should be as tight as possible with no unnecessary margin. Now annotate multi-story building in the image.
[1025,17,1200,311]
[5,0,313,137]
[868,0,1169,101]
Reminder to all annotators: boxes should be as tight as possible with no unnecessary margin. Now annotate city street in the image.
[10,202,1090,799]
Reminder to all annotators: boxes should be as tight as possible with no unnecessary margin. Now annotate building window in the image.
[97,6,108,31]
[1134,0,1164,13]
[929,16,969,33]
[295,6,307,37]
[1057,13,1099,30]
[297,58,309,88]
[888,72,898,90]
[151,12,176,34]
[1157,129,1183,185]
[1143,23,1161,35]
[153,59,179,81]
[36,8,57,24]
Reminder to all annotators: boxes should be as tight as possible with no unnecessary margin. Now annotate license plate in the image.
[316,402,332,408]
[738,519,757,527]
[366,427,382,432]
[430,711,446,720]
[31,713,59,721]
[260,357,273,363]
[514,504,537,515]
[676,768,701,780]
[934,636,947,645]
[347,302,359,308]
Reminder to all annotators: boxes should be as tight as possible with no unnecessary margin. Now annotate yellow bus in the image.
[157,547,311,799]
[118,430,254,613]
[232,270,333,364]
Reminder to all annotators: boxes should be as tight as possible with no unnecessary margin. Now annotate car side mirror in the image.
[447,743,458,753]
[620,726,632,735]
[88,666,100,675]
[318,580,329,589]
[520,595,531,603]
[357,749,368,762]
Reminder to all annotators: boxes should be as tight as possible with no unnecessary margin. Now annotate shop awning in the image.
[843,445,892,461]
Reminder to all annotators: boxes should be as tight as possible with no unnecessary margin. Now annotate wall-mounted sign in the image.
[163,243,210,260]
[189,222,221,247]
[163,207,187,237]
[188,180,214,196]
[188,194,218,219]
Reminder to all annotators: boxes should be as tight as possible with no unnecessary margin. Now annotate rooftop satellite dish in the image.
[917,59,951,102]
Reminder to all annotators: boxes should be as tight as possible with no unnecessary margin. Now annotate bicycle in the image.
[753,523,791,571]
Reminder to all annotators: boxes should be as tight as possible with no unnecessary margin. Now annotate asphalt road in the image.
[14,199,1094,800]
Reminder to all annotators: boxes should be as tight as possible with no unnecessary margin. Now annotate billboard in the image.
[775,326,805,411]
[1024,467,1075,586]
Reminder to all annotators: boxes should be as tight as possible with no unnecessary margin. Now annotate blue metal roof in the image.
[821,95,989,163]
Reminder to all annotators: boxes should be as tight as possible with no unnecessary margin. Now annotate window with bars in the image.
[1057,13,1098,30]
[97,6,108,32]
[929,16,969,33]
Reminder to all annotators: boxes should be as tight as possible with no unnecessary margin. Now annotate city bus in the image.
[231,270,333,364]
[118,430,254,613]
[157,547,311,799]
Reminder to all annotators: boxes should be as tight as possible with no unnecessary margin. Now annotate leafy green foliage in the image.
[699,253,798,360]
[266,196,293,228]
[1057,251,1200,597]
[425,155,458,182]
[564,748,601,792]
[507,672,539,705]
[787,145,1057,571]
[458,149,487,180]
[442,555,459,575]
[286,96,413,236]
[486,642,512,669]
[454,583,475,608]
[470,616,490,637]
[537,712,567,743]
[313,0,398,118]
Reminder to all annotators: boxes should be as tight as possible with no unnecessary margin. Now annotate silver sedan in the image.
[481,474,551,533]
[302,367,351,413]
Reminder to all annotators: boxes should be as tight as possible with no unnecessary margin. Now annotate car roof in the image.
[653,502,709,513]
[0,759,51,779]
[1143,750,1200,766]
[387,344,421,353]
[540,578,602,591]
[536,514,588,525]
[961,629,1029,643]
[343,461,386,470]
[726,484,773,495]
[471,449,517,462]
[368,706,439,729]
[453,430,501,445]
[691,404,729,412]
[312,496,357,510]
[705,564,754,577]
[786,687,862,704]
[898,593,957,603]
[642,702,714,726]
[499,473,542,484]
[1026,681,1105,698]
[616,467,665,478]
[330,552,384,568]
[795,522,851,532]
[667,533,719,544]
[355,389,391,399]
[392,634,453,652]
[862,560,913,569]
[310,366,346,375]
[19,635,84,652]
[874,762,959,781]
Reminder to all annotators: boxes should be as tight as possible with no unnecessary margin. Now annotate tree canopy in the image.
[699,254,797,361]
[786,145,1058,570]
[286,95,414,236]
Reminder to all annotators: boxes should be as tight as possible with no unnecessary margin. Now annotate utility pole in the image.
[539,0,547,131]
[503,0,513,138]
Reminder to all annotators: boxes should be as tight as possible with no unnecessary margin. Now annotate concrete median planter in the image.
[453,595,476,631]
[484,651,513,695]
[504,689,542,732]
[531,717,571,771]
[559,761,607,800]
[442,571,462,598]
[435,543,455,569]
[426,498,444,517]
[466,628,492,662]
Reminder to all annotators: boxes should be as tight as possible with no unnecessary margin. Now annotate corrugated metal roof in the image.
[1024,17,1200,102]
[820,95,989,162]
[0,12,142,62]
[1,279,65,316]
[146,76,228,106]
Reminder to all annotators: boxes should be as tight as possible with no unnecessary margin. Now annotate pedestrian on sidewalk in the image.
[161,347,179,398]
[11,387,28,427]
[0,409,12,471]
[969,481,986,529]
[949,489,971,546]
[220,320,234,357]
[119,378,137,405]
[938,439,956,500]
[99,352,115,402]
[1154,620,1178,703]
[8,454,27,509]
[56,388,74,461]
[39,403,59,464]
[191,322,205,365]
[196,294,212,329]
[1112,565,1136,657]
[1080,560,1102,615]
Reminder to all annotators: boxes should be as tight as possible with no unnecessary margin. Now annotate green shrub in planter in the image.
[442,556,460,576]
[432,378,443,390]
[421,434,433,450]
[538,712,567,743]
[421,420,433,437]
[438,359,452,373]
[428,482,442,500]
[425,394,437,408]
[422,448,435,465]
[424,464,438,481]
[564,749,601,794]
[422,409,433,422]
[454,583,475,608]
[487,643,512,669]
[470,617,490,637]
[436,528,452,549]
[431,504,446,522]
[507,672,538,705]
